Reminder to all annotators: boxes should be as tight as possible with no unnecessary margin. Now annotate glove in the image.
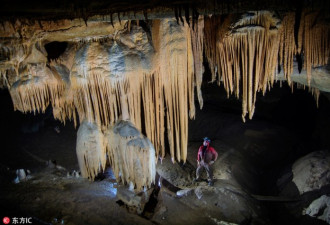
[209,161,214,165]
[197,160,200,165]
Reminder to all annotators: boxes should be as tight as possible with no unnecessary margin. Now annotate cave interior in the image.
[0,1,330,225]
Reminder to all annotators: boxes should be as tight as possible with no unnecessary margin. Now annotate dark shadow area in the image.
[44,41,68,61]
[0,88,77,173]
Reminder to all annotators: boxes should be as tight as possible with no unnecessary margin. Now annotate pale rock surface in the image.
[305,195,330,224]
[292,150,330,194]
[116,185,154,214]
[76,121,106,179]
[106,120,156,191]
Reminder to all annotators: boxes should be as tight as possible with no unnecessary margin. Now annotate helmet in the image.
[203,137,211,143]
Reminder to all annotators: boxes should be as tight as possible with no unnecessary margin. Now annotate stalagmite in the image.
[105,120,156,191]
[76,121,107,180]
[76,119,156,191]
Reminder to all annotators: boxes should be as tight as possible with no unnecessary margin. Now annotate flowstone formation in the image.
[77,120,156,190]
[0,5,329,185]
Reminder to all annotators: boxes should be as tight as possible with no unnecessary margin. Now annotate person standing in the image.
[195,137,218,186]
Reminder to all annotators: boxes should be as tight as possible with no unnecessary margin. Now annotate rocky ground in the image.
[0,82,330,225]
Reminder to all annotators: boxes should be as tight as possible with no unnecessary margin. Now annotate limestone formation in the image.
[76,121,106,179]
[76,120,156,191]
[0,5,329,182]
[105,120,156,191]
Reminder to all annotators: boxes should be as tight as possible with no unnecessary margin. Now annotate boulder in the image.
[305,195,330,224]
[116,186,154,214]
[292,150,330,194]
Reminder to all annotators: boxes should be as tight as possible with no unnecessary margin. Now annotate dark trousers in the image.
[196,161,213,182]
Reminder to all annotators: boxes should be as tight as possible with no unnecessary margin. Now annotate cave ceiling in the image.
[0,0,329,166]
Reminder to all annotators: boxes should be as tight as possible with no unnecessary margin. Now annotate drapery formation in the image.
[204,11,329,121]
[205,11,281,121]
[9,64,66,114]
[298,10,330,85]
[106,120,156,191]
[76,121,106,180]
[278,13,296,85]
[190,16,205,109]
[151,19,195,162]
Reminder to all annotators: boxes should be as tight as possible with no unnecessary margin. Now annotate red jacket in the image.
[197,145,218,163]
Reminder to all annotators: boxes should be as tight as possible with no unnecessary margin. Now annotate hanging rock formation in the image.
[0,5,329,181]
[204,11,329,121]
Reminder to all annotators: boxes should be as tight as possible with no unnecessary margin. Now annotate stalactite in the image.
[190,15,204,110]
[297,11,304,56]
[205,12,281,121]
[152,19,194,162]
[204,16,222,81]
[204,10,328,120]
[311,87,320,108]
[279,13,296,85]
[141,72,164,160]
[299,11,330,85]
[9,65,65,114]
